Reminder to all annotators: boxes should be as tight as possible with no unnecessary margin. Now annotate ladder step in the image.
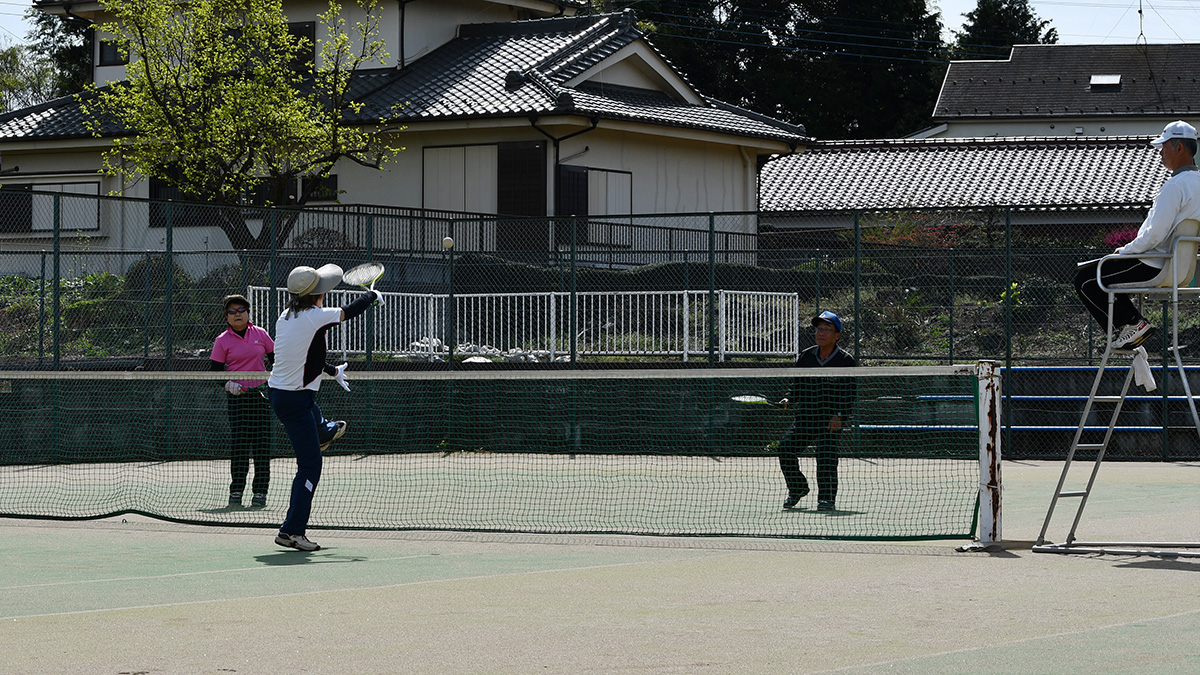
[1093,396,1123,403]
[1109,345,1185,354]
[1075,444,1106,451]
[1057,491,1089,498]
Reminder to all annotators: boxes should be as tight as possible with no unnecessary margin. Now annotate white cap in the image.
[286,263,343,296]
[1150,120,1198,146]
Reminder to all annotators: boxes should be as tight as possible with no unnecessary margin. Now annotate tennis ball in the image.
[442,236,454,249]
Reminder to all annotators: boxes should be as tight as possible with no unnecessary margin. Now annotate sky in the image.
[1,0,1200,45]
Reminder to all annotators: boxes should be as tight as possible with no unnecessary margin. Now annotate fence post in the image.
[164,202,174,371]
[38,251,46,368]
[853,211,861,363]
[949,248,955,364]
[143,252,151,362]
[1159,301,1171,460]
[1003,207,1013,453]
[268,209,278,337]
[366,215,375,369]
[51,195,62,368]
[570,215,578,367]
[708,213,716,364]
[447,220,456,370]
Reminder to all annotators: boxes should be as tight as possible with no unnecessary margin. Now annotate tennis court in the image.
[2,461,1197,674]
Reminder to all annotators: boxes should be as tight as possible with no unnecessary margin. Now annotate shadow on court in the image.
[0,461,1197,674]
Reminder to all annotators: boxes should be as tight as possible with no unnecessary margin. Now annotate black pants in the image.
[1073,258,1159,329]
[228,390,272,495]
[777,419,841,504]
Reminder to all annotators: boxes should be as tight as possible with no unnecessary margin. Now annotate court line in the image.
[0,553,442,591]
[813,605,1200,673]
[1,549,745,620]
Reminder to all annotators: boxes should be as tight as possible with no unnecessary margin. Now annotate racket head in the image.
[343,262,385,288]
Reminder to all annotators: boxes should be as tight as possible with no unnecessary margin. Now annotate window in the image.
[422,145,499,212]
[555,165,588,245]
[553,166,633,246]
[0,183,101,233]
[302,175,338,201]
[98,39,129,67]
[0,185,32,233]
[496,142,547,251]
[149,175,217,228]
[288,22,316,72]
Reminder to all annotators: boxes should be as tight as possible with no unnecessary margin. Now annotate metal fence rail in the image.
[249,287,800,361]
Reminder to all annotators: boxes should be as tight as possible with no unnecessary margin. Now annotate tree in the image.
[599,1,948,140]
[25,9,93,99]
[953,0,1058,60]
[0,42,60,112]
[80,0,404,250]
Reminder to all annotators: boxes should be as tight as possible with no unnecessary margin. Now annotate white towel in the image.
[1132,346,1157,392]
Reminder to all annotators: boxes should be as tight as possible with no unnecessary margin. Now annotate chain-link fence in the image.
[3,189,1198,459]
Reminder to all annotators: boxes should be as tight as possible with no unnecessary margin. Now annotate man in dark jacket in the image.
[778,311,856,511]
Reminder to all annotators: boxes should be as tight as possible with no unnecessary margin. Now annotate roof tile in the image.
[760,136,1166,211]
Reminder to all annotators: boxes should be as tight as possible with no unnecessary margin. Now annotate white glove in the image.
[224,381,244,395]
[334,363,350,392]
[371,289,384,307]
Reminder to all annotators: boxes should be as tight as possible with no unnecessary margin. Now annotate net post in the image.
[976,360,1003,544]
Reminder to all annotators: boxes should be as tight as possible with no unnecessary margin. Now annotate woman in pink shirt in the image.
[210,294,275,508]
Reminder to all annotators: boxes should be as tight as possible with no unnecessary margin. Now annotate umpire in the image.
[778,310,857,511]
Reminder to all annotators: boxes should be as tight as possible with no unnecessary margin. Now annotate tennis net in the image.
[0,364,1000,541]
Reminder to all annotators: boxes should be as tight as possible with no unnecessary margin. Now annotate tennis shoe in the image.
[250,493,267,507]
[275,532,320,551]
[228,492,242,506]
[782,485,810,509]
[817,500,836,512]
[1112,320,1155,349]
[319,420,348,452]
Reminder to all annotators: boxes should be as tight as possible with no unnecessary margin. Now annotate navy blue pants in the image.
[268,388,338,536]
[778,419,841,504]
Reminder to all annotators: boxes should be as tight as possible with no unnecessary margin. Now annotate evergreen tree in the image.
[600,0,948,139]
[954,0,1058,60]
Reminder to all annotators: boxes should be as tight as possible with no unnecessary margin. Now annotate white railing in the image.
[249,287,801,361]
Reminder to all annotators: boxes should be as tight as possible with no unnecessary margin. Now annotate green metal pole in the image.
[38,251,46,368]
[268,209,278,336]
[52,194,60,370]
[570,216,578,367]
[708,213,716,365]
[853,211,861,362]
[164,202,174,371]
[1004,208,1013,453]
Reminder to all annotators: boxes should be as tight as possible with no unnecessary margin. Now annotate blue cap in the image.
[812,310,842,332]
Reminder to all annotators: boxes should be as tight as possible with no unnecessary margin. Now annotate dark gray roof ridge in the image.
[809,135,1154,148]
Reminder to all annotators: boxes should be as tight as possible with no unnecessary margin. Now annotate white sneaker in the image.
[1112,320,1155,349]
[319,420,347,452]
[274,532,320,551]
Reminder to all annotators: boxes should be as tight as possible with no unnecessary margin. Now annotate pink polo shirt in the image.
[211,323,274,389]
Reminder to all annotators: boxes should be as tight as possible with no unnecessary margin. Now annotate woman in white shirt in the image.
[267,263,379,551]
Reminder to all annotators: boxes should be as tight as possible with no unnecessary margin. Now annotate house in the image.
[914,43,1200,139]
[0,1,806,260]
[759,44,1198,234]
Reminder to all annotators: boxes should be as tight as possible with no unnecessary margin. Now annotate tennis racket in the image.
[730,394,784,409]
[343,262,385,304]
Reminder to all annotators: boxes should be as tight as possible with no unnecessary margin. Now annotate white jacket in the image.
[1116,165,1200,269]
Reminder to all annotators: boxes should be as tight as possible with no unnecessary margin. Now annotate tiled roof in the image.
[759,136,1165,211]
[0,12,805,145]
[936,44,1200,120]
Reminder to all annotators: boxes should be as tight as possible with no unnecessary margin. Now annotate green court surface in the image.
[1,461,1197,674]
